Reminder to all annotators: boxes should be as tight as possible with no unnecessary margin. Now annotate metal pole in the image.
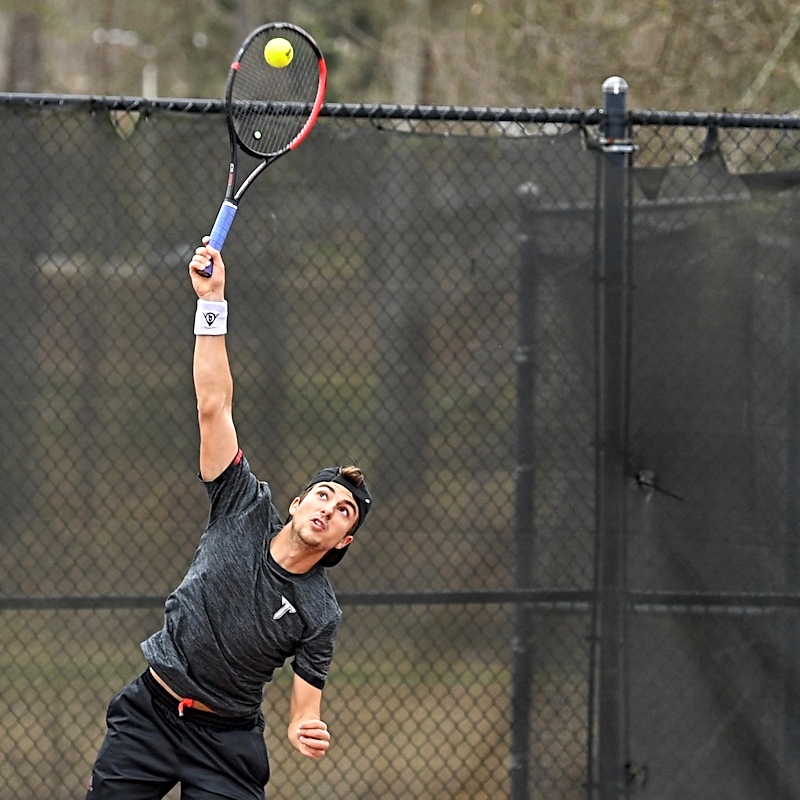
[509,182,541,800]
[592,76,632,800]
[781,206,800,800]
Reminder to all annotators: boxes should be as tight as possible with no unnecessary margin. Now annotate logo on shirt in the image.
[273,595,297,620]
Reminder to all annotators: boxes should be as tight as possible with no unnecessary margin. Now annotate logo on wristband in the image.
[195,299,227,336]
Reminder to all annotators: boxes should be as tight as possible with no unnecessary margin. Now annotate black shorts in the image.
[85,671,270,800]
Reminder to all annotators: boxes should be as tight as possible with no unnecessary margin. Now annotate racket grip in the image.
[201,200,238,276]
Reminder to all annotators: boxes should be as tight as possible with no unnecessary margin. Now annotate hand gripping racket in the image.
[200,22,327,276]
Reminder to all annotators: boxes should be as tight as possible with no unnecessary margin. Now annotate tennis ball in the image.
[264,37,293,68]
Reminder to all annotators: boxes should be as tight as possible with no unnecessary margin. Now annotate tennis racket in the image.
[200,22,327,276]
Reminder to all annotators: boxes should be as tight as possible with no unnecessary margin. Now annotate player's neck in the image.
[270,526,320,574]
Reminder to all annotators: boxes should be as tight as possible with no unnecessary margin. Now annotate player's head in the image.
[295,465,372,567]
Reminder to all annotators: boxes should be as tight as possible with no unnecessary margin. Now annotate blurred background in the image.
[4,3,800,800]
[1,0,800,111]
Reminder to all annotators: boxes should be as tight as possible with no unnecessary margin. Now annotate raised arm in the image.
[189,241,239,481]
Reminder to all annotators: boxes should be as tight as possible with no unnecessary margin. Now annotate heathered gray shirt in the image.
[141,451,342,717]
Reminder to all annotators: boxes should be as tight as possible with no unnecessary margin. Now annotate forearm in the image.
[288,675,329,759]
[191,248,230,411]
[194,334,233,417]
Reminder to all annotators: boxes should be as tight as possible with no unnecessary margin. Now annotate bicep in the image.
[198,408,238,481]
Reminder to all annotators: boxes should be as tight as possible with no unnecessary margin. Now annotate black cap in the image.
[303,466,372,567]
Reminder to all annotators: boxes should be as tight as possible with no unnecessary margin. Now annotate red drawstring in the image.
[178,698,195,717]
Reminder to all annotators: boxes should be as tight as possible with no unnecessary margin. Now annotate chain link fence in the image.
[1,89,800,800]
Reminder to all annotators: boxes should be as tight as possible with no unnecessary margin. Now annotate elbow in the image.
[196,391,231,425]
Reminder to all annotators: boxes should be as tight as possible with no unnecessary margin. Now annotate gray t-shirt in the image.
[141,451,342,717]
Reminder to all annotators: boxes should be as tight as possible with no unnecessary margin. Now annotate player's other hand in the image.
[189,236,225,301]
[291,719,331,759]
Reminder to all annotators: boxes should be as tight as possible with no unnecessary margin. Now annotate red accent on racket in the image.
[200,22,327,276]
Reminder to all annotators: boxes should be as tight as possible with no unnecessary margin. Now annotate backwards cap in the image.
[304,466,372,567]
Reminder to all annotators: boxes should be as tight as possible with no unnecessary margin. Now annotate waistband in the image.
[140,669,260,731]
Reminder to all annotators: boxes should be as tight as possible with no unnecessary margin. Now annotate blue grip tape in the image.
[202,201,238,275]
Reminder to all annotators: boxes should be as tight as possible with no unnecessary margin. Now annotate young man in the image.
[85,239,371,799]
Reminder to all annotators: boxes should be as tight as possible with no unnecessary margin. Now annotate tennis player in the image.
[85,239,372,799]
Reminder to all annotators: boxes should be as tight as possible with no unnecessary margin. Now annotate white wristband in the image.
[194,299,228,336]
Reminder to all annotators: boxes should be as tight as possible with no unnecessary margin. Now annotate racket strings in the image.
[231,30,322,157]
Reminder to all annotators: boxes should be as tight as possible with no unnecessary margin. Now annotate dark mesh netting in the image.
[1,97,800,799]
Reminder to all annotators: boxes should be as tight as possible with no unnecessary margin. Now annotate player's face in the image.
[289,482,357,554]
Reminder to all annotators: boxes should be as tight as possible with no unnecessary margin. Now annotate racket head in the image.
[225,22,327,160]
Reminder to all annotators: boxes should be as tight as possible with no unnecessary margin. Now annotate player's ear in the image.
[288,496,301,515]
[335,535,354,550]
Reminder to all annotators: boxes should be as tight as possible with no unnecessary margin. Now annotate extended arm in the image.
[287,672,330,759]
[189,241,239,481]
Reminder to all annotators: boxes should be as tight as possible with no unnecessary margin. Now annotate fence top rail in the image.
[1,91,799,130]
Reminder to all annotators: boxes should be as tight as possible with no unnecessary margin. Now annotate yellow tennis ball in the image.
[264,37,293,68]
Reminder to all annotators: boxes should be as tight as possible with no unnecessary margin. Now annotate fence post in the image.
[509,181,541,800]
[782,207,800,800]
[592,75,633,800]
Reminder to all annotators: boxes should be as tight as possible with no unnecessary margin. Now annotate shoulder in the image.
[202,451,280,523]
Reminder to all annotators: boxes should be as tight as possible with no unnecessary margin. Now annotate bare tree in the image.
[7,10,42,91]
[6,0,800,110]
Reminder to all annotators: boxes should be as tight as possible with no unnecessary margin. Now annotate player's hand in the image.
[189,236,225,301]
[291,719,331,759]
